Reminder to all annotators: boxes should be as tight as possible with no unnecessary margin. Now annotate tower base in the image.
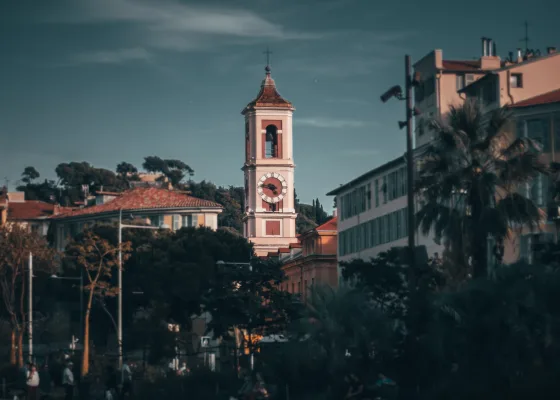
[250,237,300,257]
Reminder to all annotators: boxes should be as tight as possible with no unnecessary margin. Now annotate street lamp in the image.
[380,54,421,286]
[51,273,84,350]
[117,209,169,369]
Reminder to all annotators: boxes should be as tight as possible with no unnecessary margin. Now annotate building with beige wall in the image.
[268,217,338,301]
[329,38,560,272]
[50,187,223,250]
[0,187,62,235]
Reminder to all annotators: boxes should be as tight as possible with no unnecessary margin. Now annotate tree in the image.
[0,225,56,366]
[64,227,132,376]
[21,166,40,184]
[415,99,546,278]
[116,162,139,187]
[142,156,194,187]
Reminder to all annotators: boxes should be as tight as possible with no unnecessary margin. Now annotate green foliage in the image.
[187,180,245,231]
[205,257,303,339]
[136,227,254,327]
[142,156,194,187]
[416,99,546,277]
[21,166,40,184]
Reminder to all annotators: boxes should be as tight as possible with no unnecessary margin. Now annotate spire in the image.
[264,47,272,75]
[241,48,294,114]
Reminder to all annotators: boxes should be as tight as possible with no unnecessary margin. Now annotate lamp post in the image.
[51,272,84,349]
[216,260,253,371]
[28,253,33,363]
[118,209,170,369]
[380,54,421,287]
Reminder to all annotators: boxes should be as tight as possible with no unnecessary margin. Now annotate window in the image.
[456,74,465,91]
[183,214,199,228]
[150,215,161,227]
[264,125,278,158]
[383,176,388,203]
[375,179,379,207]
[172,215,181,230]
[510,73,523,88]
[367,183,372,209]
[465,74,475,86]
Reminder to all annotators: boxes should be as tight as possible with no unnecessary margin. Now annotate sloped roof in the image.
[52,187,222,219]
[242,66,293,114]
[510,88,560,108]
[8,201,57,220]
[442,60,481,72]
[315,216,337,231]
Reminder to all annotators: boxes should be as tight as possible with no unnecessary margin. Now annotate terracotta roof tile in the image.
[242,67,293,113]
[278,248,290,253]
[267,252,279,257]
[52,187,222,219]
[510,88,560,108]
[8,201,57,220]
[442,60,481,71]
[315,217,337,231]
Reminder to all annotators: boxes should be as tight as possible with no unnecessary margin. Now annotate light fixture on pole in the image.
[118,209,170,369]
[51,273,84,346]
[380,54,421,287]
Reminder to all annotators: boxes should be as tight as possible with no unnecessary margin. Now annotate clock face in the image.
[257,172,288,204]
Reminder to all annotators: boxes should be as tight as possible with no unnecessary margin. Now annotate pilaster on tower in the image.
[241,64,299,257]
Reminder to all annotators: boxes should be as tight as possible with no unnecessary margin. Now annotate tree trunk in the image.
[472,235,488,278]
[82,293,94,377]
[10,328,17,365]
[17,329,24,367]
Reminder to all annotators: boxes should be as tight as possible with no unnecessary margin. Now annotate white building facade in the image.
[327,154,442,273]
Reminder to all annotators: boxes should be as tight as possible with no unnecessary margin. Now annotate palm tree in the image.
[416,99,547,278]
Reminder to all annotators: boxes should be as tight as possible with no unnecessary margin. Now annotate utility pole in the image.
[28,252,33,363]
[118,209,123,369]
[405,55,416,284]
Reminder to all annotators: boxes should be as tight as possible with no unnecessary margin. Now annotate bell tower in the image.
[242,63,298,256]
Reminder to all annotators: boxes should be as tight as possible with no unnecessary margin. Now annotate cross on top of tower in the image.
[263,47,272,73]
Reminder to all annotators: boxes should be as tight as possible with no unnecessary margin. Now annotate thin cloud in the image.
[45,0,321,59]
[65,47,152,66]
[295,117,371,129]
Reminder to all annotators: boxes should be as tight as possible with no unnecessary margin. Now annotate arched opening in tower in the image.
[265,125,278,158]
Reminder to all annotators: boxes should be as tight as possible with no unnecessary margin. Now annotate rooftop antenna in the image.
[3,177,9,191]
[520,20,530,54]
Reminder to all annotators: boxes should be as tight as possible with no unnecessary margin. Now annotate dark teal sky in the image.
[1,0,558,209]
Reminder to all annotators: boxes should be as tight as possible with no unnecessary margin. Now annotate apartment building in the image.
[0,187,63,235]
[328,37,560,271]
[327,154,442,268]
[49,187,223,250]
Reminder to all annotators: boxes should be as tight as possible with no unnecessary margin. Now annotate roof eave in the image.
[52,205,223,221]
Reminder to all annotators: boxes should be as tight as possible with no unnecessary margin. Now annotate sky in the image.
[1,0,559,210]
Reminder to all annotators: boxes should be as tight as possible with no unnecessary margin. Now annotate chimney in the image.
[487,38,493,56]
[517,48,523,63]
[548,46,557,55]
[508,51,514,62]
[332,209,337,217]
[481,37,488,57]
